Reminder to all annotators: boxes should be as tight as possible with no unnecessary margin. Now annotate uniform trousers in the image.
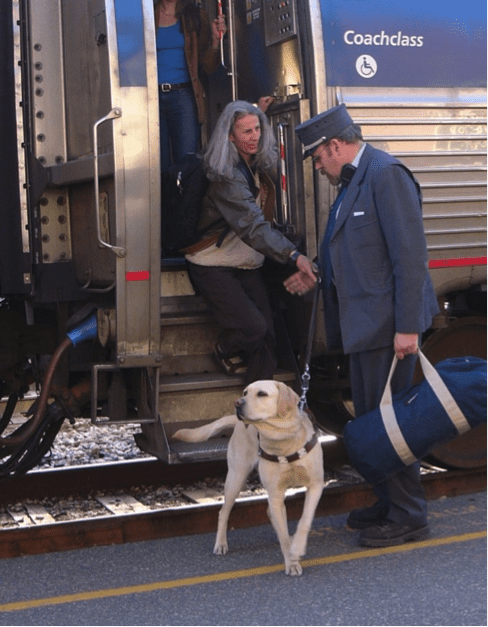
[349,345,428,527]
[186,263,277,384]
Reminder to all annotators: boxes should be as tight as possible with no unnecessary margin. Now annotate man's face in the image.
[229,114,261,163]
[311,140,344,185]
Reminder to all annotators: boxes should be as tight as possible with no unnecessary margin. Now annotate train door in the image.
[24,0,163,419]
[20,0,161,363]
[62,0,162,368]
[138,1,317,462]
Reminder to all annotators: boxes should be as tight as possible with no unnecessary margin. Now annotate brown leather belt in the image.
[160,82,191,92]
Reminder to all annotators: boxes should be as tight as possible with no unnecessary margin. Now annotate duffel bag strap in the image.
[380,350,470,466]
[417,351,470,435]
[380,356,417,466]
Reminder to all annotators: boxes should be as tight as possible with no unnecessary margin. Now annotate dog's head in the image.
[235,380,299,431]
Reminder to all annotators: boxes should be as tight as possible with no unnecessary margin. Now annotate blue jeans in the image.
[159,87,200,172]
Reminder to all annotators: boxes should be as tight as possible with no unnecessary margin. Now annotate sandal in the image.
[213,343,248,376]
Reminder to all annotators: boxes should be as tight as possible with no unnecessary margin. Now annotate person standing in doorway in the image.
[155,0,226,172]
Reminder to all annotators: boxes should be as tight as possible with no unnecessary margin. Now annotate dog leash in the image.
[256,278,322,465]
[298,275,321,413]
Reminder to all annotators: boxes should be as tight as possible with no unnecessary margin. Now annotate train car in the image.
[0,0,486,477]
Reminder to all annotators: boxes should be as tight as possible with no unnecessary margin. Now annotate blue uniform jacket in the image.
[322,143,439,354]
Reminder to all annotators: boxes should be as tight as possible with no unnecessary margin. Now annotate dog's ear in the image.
[276,382,299,417]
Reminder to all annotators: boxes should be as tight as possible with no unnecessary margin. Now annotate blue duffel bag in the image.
[342,351,487,485]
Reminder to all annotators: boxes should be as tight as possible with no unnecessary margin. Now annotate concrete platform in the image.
[0,491,485,626]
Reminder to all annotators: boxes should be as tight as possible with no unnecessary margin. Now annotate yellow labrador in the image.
[174,380,324,576]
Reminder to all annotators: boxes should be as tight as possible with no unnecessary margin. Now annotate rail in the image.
[0,460,484,559]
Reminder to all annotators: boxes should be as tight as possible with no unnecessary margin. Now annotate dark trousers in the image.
[349,345,428,527]
[186,263,277,384]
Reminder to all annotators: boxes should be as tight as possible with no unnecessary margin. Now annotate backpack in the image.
[161,153,213,254]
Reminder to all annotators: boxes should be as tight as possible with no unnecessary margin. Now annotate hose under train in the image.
[0,313,97,479]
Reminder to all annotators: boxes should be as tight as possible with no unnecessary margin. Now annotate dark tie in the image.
[321,184,348,288]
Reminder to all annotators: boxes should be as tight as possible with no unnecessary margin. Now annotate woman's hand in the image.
[211,14,227,47]
[258,97,275,113]
[283,256,318,296]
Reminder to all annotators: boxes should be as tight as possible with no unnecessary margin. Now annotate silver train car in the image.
[0,0,485,476]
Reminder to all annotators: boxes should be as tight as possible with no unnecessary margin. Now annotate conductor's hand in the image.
[283,255,317,296]
[394,333,419,360]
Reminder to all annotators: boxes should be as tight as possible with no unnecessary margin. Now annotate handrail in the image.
[93,108,126,258]
[226,0,237,100]
[277,122,291,226]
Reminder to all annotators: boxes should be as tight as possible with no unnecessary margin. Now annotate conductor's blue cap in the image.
[295,104,354,159]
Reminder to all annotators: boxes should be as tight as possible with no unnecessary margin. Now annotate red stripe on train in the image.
[429,257,487,269]
[126,271,150,281]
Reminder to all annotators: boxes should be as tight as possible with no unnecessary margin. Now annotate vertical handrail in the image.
[217,0,225,67]
[226,0,238,100]
[278,122,291,225]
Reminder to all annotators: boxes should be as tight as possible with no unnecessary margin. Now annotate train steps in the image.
[133,279,298,463]
[137,369,296,464]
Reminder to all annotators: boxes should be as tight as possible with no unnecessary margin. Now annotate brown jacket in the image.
[182,9,220,123]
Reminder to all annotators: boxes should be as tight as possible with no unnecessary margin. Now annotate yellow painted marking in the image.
[0,531,485,613]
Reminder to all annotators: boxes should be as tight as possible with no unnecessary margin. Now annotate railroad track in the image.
[0,446,485,559]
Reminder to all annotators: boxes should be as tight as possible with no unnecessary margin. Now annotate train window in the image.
[114,0,147,87]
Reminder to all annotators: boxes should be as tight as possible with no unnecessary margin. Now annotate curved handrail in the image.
[93,107,126,258]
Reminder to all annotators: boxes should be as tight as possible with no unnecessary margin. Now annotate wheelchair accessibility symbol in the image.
[356,55,377,79]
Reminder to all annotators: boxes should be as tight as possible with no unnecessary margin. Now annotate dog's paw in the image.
[213,542,228,556]
[173,428,193,441]
[285,561,303,576]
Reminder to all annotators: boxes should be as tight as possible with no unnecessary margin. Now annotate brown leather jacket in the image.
[182,9,220,123]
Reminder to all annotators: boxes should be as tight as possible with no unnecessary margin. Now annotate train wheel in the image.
[417,317,487,469]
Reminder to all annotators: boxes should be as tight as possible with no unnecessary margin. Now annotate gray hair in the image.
[203,101,278,181]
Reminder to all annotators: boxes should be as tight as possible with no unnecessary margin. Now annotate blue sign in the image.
[320,0,487,87]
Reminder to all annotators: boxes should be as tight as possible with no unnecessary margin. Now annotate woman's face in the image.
[229,114,261,163]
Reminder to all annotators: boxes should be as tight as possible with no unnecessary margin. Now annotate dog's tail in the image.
[173,414,238,443]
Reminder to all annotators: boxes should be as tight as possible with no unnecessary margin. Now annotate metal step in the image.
[169,437,230,463]
[159,293,220,375]
[159,370,296,393]
[158,370,297,436]
[167,432,336,464]
[160,311,214,326]
[160,371,245,393]
[160,294,211,320]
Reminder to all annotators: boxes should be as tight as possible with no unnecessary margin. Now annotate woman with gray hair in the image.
[184,100,316,383]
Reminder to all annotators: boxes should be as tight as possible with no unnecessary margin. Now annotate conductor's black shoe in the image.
[346,501,389,529]
[358,520,429,547]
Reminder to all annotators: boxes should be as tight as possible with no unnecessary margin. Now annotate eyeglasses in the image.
[311,142,331,165]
